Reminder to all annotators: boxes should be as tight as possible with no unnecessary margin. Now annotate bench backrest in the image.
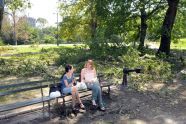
[0,79,54,97]
[48,73,107,93]
[49,73,80,94]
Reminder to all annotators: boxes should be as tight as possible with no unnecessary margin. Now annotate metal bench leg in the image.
[62,97,67,116]
[108,86,110,95]
[48,100,51,119]
[42,101,45,117]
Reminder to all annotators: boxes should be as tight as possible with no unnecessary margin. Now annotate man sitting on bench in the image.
[60,64,85,111]
[81,59,105,111]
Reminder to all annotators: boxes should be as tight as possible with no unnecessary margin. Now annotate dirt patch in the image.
[1,81,186,124]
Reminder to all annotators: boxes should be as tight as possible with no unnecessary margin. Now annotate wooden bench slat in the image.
[100,82,113,87]
[0,80,51,90]
[0,96,52,112]
[0,84,49,97]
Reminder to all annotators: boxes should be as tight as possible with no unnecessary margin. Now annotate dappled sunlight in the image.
[149,83,165,91]
[0,76,43,85]
[127,119,147,124]
[0,88,48,105]
[153,115,177,124]
[0,103,45,118]
[117,117,177,124]
[167,83,182,90]
[180,90,186,99]
[117,118,147,124]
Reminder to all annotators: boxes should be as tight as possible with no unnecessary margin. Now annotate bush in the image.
[0,37,4,46]
[0,58,49,77]
[94,48,172,91]
[0,46,13,53]
[55,46,91,66]
[43,35,56,44]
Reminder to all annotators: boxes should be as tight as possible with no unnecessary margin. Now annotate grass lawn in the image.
[171,38,186,49]
[147,38,186,49]
[0,44,85,55]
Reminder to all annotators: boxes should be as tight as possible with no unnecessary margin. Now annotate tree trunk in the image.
[90,0,97,40]
[158,0,179,55]
[138,7,147,50]
[13,11,17,45]
[89,0,98,50]
[91,18,97,39]
[0,0,4,31]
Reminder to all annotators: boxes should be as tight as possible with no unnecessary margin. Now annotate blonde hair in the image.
[84,59,95,70]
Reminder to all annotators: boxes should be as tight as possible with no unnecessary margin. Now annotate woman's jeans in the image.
[86,81,104,107]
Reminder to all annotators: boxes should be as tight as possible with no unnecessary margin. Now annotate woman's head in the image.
[65,64,73,73]
[85,59,95,70]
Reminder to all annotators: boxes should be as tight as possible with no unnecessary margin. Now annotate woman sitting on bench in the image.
[61,64,85,111]
[81,59,105,111]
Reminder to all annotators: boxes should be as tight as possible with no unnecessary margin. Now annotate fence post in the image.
[122,67,128,86]
[121,67,142,90]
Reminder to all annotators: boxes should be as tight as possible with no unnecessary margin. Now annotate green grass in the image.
[147,38,186,50]
[0,44,85,55]
[171,38,186,49]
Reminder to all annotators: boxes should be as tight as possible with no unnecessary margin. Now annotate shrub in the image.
[43,35,56,44]
[55,46,91,66]
[0,58,49,77]
[0,37,4,46]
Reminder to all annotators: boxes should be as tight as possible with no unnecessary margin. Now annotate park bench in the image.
[0,73,113,119]
[0,79,55,119]
[49,73,114,111]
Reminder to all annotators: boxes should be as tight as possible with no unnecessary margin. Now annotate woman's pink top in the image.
[82,68,96,82]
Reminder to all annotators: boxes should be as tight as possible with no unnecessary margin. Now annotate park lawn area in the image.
[171,38,186,49]
[148,38,186,49]
[0,44,85,55]
[0,45,44,55]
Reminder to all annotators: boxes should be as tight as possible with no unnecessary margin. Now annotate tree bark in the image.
[138,7,147,50]
[158,0,179,55]
[0,0,4,31]
[90,18,97,39]
[13,11,17,45]
[90,0,97,40]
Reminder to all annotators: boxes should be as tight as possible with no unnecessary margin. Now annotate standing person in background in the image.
[61,64,85,111]
[81,60,105,111]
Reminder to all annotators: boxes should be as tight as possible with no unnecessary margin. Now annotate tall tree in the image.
[96,0,165,49]
[59,0,93,42]
[138,1,147,50]
[0,0,4,31]
[90,0,97,39]
[36,17,47,28]
[133,0,166,50]
[16,16,30,44]
[6,0,30,45]
[158,0,180,55]
[1,14,12,44]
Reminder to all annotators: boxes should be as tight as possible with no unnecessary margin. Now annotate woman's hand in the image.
[69,83,73,87]
[86,78,97,83]
[85,80,93,83]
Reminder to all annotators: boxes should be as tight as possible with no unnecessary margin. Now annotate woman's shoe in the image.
[72,107,79,112]
[92,100,97,106]
[80,103,85,109]
[100,106,105,111]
